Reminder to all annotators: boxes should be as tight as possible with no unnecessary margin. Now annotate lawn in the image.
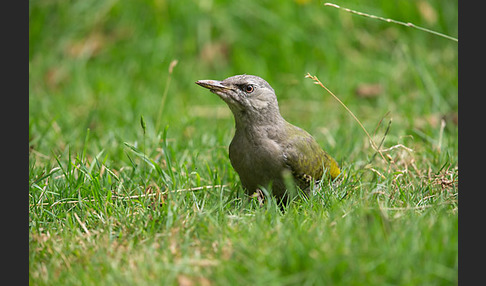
[29,0,458,285]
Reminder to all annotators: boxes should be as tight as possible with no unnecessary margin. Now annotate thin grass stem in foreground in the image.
[305,73,388,164]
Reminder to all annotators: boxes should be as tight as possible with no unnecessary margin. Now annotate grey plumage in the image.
[196,74,340,204]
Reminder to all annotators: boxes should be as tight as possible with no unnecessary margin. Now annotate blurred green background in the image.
[29,0,458,168]
[29,1,458,284]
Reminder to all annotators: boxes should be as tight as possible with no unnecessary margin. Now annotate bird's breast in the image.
[229,130,286,191]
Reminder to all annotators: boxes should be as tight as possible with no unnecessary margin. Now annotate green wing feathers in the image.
[283,125,340,188]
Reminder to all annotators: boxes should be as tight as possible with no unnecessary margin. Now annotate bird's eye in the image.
[245,84,254,93]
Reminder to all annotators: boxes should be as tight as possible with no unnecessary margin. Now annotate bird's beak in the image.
[195,80,231,92]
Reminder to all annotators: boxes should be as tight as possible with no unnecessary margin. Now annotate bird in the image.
[195,74,340,205]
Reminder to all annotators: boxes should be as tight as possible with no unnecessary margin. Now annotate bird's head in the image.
[196,74,282,125]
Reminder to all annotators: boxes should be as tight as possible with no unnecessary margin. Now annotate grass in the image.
[29,0,458,285]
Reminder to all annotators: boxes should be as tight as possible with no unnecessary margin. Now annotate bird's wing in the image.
[282,126,340,189]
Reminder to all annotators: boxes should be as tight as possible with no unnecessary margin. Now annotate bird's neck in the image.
[232,109,286,139]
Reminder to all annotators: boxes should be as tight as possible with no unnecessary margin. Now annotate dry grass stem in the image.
[324,3,458,42]
[381,144,414,153]
[305,73,388,164]
[30,184,228,207]
[371,201,457,211]
[155,59,178,132]
[437,118,446,152]
[73,212,91,236]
